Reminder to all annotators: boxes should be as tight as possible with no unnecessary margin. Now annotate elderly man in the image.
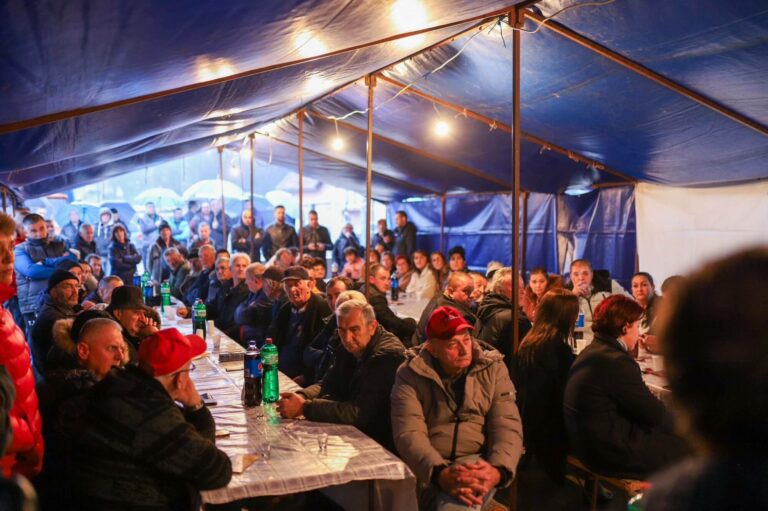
[206,253,250,339]
[476,268,531,354]
[36,317,126,508]
[233,262,274,346]
[73,223,97,261]
[268,247,294,271]
[568,258,628,342]
[418,272,479,342]
[266,266,331,383]
[230,209,264,263]
[61,209,83,243]
[14,213,77,334]
[304,277,355,385]
[262,205,299,260]
[184,244,216,305]
[164,247,191,299]
[367,263,417,346]
[107,286,160,354]
[300,210,332,260]
[63,328,232,509]
[278,300,405,451]
[391,306,524,510]
[29,270,80,376]
[393,210,417,258]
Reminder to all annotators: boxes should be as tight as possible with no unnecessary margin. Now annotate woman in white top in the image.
[406,249,438,299]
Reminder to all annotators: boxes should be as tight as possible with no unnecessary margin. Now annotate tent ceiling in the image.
[1,0,767,199]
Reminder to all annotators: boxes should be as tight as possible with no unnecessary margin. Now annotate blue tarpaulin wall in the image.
[388,186,636,287]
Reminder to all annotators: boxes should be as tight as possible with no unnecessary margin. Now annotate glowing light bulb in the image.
[434,120,450,137]
[331,137,345,151]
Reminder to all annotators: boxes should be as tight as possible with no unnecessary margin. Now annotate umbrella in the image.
[101,200,136,224]
[182,180,245,202]
[134,187,183,211]
[68,200,100,225]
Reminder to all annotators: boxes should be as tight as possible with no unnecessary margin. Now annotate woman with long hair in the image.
[631,271,659,334]
[523,267,550,320]
[514,289,578,484]
[429,251,449,289]
[406,249,438,299]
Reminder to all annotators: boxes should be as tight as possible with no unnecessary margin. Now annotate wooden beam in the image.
[377,75,636,183]
[524,10,768,138]
[0,4,525,135]
[311,112,510,188]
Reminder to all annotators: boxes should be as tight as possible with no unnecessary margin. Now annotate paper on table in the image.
[232,453,262,474]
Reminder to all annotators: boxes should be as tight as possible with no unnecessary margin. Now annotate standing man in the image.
[137,201,163,262]
[14,213,76,336]
[60,209,82,244]
[93,207,113,258]
[73,223,97,261]
[333,223,362,270]
[230,209,264,262]
[209,199,232,249]
[301,210,332,261]
[391,306,523,510]
[168,207,191,246]
[393,210,417,259]
[0,212,44,479]
[372,219,394,252]
[262,205,299,261]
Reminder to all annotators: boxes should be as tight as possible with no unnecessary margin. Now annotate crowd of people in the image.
[0,200,765,511]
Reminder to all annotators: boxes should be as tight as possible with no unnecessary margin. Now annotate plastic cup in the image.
[651,355,664,372]
[317,433,328,455]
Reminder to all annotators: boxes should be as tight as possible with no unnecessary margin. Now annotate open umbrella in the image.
[101,200,136,224]
[68,200,100,225]
[134,187,183,211]
[182,180,245,202]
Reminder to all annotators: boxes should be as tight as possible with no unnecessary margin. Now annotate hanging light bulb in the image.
[434,119,450,137]
[331,136,345,151]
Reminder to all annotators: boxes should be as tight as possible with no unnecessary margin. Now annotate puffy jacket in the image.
[168,217,190,244]
[262,222,299,260]
[390,342,523,483]
[300,326,405,452]
[108,240,142,285]
[14,238,73,315]
[0,284,44,478]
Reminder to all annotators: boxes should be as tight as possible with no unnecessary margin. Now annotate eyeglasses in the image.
[174,362,196,375]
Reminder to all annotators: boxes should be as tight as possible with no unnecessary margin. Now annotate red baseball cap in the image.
[426,306,473,340]
[138,328,206,376]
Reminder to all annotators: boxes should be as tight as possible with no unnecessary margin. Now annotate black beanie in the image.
[48,270,78,291]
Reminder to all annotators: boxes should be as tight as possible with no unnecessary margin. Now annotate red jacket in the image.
[0,282,43,478]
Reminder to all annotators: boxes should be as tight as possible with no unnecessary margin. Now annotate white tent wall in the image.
[636,182,768,284]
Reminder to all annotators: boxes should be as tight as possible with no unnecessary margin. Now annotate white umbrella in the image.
[134,187,183,211]
[182,180,245,201]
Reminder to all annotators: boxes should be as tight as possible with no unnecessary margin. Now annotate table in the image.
[159,307,418,511]
[636,355,670,400]
[388,294,430,321]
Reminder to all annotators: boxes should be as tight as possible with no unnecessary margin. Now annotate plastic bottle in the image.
[141,270,152,302]
[261,338,279,404]
[160,280,171,309]
[390,274,399,301]
[132,272,141,287]
[192,299,207,339]
[242,340,263,407]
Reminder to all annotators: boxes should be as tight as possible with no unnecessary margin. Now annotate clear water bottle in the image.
[192,299,207,339]
[261,338,279,404]
[390,274,399,301]
[242,340,263,407]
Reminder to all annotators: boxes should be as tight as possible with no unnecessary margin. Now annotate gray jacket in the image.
[390,342,524,483]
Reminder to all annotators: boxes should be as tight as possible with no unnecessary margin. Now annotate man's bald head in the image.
[77,318,126,380]
[445,272,474,307]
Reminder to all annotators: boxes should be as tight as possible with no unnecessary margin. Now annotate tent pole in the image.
[521,191,529,273]
[440,194,447,254]
[249,134,255,251]
[511,8,523,355]
[218,147,228,249]
[298,110,305,255]
[364,74,376,300]
[1,189,6,213]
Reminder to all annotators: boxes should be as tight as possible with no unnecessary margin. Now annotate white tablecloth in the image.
[166,312,417,510]
[388,295,430,321]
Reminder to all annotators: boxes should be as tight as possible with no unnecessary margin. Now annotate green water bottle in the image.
[261,338,279,403]
[160,280,171,310]
[192,299,207,339]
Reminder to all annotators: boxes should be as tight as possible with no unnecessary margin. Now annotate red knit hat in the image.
[138,328,206,376]
[426,306,473,340]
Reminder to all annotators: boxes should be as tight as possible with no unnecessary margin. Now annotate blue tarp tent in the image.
[1,0,766,285]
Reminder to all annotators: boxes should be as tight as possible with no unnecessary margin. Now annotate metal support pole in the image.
[249,134,255,250]
[440,194,447,253]
[218,147,228,248]
[363,74,376,299]
[511,9,523,355]
[299,110,305,255]
[521,191,529,273]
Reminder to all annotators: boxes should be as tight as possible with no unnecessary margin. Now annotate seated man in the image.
[89,275,124,309]
[266,266,331,384]
[475,268,531,355]
[233,262,273,346]
[304,276,354,384]
[278,300,405,451]
[63,328,232,509]
[644,248,768,509]
[564,295,687,479]
[107,286,160,355]
[35,317,125,508]
[206,253,250,339]
[391,306,523,510]
[163,246,191,300]
[29,270,80,375]
[367,263,417,346]
[184,244,216,305]
[418,272,479,342]
[567,258,628,342]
